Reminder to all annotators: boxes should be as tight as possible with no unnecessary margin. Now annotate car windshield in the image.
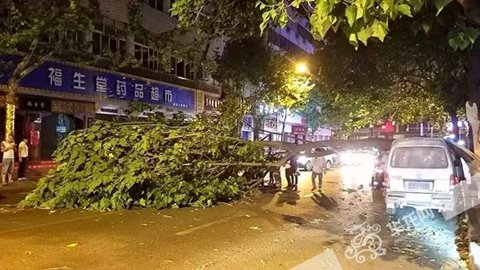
[390,147,448,169]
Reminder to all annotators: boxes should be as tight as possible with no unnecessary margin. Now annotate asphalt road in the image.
[0,161,465,270]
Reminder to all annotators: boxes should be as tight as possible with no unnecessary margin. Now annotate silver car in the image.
[385,137,458,215]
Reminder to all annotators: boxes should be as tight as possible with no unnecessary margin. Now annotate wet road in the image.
[0,161,464,269]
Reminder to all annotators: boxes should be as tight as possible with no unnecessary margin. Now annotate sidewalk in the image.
[0,167,49,206]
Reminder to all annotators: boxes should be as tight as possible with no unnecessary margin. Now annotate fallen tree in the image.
[21,96,393,211]
[21,109,268,210]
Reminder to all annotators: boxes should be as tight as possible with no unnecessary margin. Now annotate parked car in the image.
[297,148,337,171]
[384,137,461,215]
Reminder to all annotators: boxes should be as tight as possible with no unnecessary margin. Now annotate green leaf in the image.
[357,26,373,45]
[292,0,303,8]
[434,0,453,16]
[464,27,480,44]
[371,20,388,42]
[396,4,412,17]
[356,6,364,20]
[345,5,357,27]
[380,0,394,12]
[349,33,358,47]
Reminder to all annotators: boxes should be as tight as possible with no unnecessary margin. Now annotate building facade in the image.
[240,13,332,142]
[0,0,222,160]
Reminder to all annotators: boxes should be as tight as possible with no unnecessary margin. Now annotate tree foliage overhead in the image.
[21,100,267,211]
[0,0,97,83]
[258,0,480,50]
[313,17,464,133]
[213,37,314,138]
[171,0,264,39]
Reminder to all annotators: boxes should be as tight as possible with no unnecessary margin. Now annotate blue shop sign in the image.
[0,56,195,109]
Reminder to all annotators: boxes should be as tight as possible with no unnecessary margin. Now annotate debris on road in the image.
[65,243,78,248]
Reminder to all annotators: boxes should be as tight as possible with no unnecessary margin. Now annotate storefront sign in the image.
[292,125,307,135]
[51,100,96,115]
[99,107,119,114]
[0,56,195,109]
[19,97,51,111]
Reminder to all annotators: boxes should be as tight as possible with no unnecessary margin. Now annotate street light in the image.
[295,62,309,74]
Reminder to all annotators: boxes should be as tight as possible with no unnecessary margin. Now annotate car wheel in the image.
[325,160,332,170]
[386,207,397,216]
[305,161,312,171]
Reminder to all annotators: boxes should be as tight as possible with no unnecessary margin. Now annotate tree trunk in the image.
[451,113,460,142]
[252,109,260,141]
[281,108,287,142]
[466,38,480,155]
[5,80,17,139]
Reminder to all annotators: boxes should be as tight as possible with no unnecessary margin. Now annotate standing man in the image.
[18,137,29,181]
[1,134,16,186]
[311,149,326,192]
[289,154,299,191]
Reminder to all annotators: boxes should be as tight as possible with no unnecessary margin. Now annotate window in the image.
[176,59,185,77]
[92,32,101,54]
[391,147,448,168]
[92,16,127,57]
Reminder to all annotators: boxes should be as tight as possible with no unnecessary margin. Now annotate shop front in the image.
[16,96,95,160]
[0,56,197,160]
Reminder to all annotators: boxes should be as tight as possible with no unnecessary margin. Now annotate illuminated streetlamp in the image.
[295,62,309,74]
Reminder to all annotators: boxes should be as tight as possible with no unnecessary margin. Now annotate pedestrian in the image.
[311,149,326,192]
[18,137,29,181]
[285,160,292,188]
[289,155,299,191]
[1,134,16,186]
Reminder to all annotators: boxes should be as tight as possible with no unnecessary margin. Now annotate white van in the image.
[385,137,458,215]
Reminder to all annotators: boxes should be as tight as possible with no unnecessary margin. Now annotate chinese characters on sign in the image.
[20,97,51,112]
[151,87,160,101]
[73,72,86,90]
[116,80,127,97]
[292,125,307,135]
[95,76,108,93]
[48,68,63,86]
[134,83,144,99]
[4,58,195,109]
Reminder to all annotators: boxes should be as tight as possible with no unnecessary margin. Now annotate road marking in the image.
[0,212,110,235]
[176,214,247,236]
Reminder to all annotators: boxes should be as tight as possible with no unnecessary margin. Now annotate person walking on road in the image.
[18,137,29,181]
[289,155,299,191]
[311,149,326,192]
[1,134,16,186]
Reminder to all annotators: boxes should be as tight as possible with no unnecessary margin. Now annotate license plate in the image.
[406,181,432,190]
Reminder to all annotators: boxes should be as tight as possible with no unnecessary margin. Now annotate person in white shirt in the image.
[18,137,29,181]
[311,149,326,192]
[1,134,16,186]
